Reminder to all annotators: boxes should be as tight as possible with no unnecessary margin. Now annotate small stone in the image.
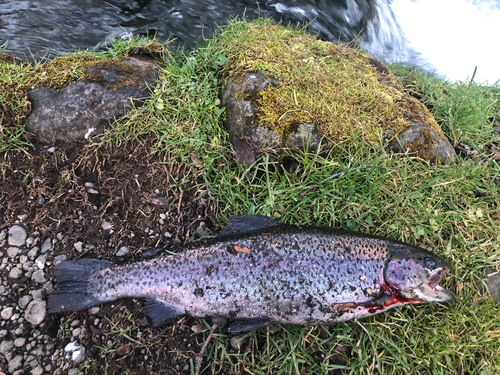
[159,219,165,225]
[89,307,100,315]
[8,226,27,247]
[65,341,86,364]
[38,196,46,205]
[0,339,14,354]
[101,220,113,230]
[72,328,82,337]
[195,221,210,238]
[47,146,56,153]
[1,306,14,320]
[19,255,28,264]
[0,229,6,241]
[27,247,39,258]
[19,295,33,309]
[53,254,67,265]
[14,337,26,347]
[74,241,83,252]
[68,369,79,375]
[115,246,129,257]
[483,269,500,303]
[154,188,160,195]
[7,247,22,258]
[8,355,23,373]
[17,213,28,221]
[0,330,8,338]
[9,267,22,279]
[25,299,47,325]
[35,254,46,269]
[56,232,64,241]
[32,270,46,284]
[31,366,44,375]
[25,236,34,246]
[164,231,172,238]
[29,359,38,368]
[40,238,52,254]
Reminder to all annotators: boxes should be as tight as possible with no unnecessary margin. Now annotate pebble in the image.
[164,231,172,238]
[1,306,14,320]
[40,238,52,254]
[7,246,22,258]
[8,355,23,373]
[54,254,67,265]
[89,307,100,315]
[64,341,86,364]
[8,225,27,247]
[31,366,44,375]
[101,220,113,230]
[72,328,82,337]
[116,246,129,257]
[14,337,26,347]
[9,267,22,279]
[0,229,6,241]
[56,232,64,241]
[32,270,46,284]
[74,241,83,252]
[27,247,39,258]
[160,213,167,220]
[25,299,47,325]
[35,254,46,269]
[0,339,14,354]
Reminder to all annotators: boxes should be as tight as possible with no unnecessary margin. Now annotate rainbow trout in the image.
[48,215,453,332]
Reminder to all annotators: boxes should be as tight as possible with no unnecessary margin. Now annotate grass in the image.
[2,16,500,375]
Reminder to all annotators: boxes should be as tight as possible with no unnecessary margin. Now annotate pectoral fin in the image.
[143,298,185,327]
[227,318,273,333]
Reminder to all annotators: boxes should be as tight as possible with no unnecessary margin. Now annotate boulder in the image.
[220,21,456,164]
[25,55,158,145]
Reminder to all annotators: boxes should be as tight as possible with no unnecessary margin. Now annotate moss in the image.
[219,19,445,148]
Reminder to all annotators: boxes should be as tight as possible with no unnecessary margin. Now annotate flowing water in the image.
[1,0,499,83]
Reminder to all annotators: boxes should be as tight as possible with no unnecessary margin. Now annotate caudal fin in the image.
[48,259,114,313]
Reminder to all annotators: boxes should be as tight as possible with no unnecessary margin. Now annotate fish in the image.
[47,215,453,332]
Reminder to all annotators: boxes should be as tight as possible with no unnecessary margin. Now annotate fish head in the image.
[384,246,453,303]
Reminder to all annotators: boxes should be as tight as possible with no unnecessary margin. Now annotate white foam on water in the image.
[389,0,500,84]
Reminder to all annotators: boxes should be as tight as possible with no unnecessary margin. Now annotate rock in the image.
[14,337,26,347]
[35,254,46,269]
[31,366,44,375]
[25,299,47,325]
[40,237,52,254]
[8,355,23,373]
[8,226,27,247]
[32,270,46,284]
[53,254,67,265]
[7,247,22,259]
[73,241,83,252]
[390,120,456,164]
[64,341,86,364]
[1,306,14,320]
[221,25,455,164]
[195,221,210,238]
[25,56,159,145]
[102,220,113,231]
[0,229,6,241]
[89,307,100,315]
[482,269,500,303]
[0,339,14,354]
[9,267,22,279]
[19,295,33,309]
[116,246,129,257]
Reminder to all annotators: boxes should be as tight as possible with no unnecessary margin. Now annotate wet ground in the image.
[0,139,228,374]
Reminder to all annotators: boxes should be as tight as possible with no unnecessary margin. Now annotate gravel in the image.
[8,226,27,247]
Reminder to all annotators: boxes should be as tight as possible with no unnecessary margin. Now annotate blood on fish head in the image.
[384,247,453,303]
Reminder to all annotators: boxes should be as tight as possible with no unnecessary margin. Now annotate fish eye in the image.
[423,257,437,270]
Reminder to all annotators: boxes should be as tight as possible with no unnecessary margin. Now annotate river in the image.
[1,0,499,83]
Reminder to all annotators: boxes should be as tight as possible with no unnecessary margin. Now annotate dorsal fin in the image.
[218,215,279,237]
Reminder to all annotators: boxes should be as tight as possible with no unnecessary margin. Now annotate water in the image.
[1,0,499,83]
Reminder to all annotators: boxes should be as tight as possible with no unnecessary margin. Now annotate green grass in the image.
[2,16,500,375]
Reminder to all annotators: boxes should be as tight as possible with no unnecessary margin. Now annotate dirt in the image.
[0,139,225,374]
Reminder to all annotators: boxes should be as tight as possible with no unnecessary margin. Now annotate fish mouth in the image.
[415,267,454,303]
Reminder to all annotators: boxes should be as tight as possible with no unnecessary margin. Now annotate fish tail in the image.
[48,259,114,313]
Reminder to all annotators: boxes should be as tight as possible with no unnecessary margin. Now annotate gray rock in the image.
[25,299,47,325]
[483,269,500,303]
[8,354,23,373]
[26,56,159,145]
[35,254,46,269]
[89,307,100,315]
[1,306,14,320]
[0,339,14,354]
[32,270,46,284]
[14,337,26,347]
[40,237,52,254]
[0,229,6,242]
[73,241,83,252]
[64,341,86,364]
[390,121,456,164]
[53,254,67,265]
[27,247,39,258]
[7,246,22,258]
[195,221,210,238]
[19,295,33,309]
[116,246,129,257]
[8,225,27,247]
[68,369,79,375]
[31,366,44,375]
[9,267,22,279]
[19,255,28,264]
[31,288,45,300]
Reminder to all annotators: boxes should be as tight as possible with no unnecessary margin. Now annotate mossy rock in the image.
[220,20,456,163]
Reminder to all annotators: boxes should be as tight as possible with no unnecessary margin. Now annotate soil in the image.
[0,139,227,374]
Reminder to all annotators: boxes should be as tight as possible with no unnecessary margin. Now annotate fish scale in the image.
[48,215,453,332]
